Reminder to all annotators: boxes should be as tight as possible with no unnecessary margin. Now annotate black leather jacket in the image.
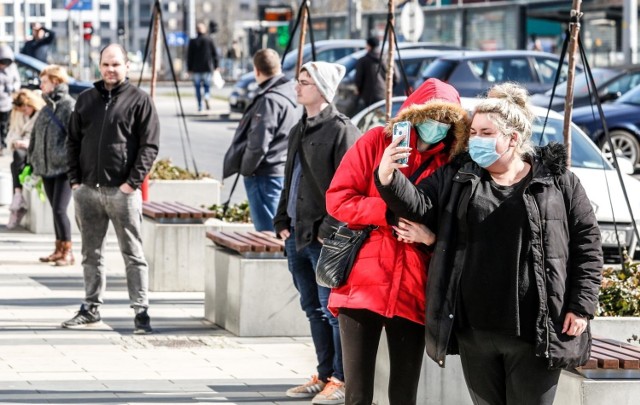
[67,80,160,189]
[376,143,603,370]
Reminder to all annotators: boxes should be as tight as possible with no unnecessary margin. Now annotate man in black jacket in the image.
[186,22,219,111]
[21,23,55,63]
[223,49,301,231]
[274,61,360,404]
[63,44,160,335]
[354,37,386,111]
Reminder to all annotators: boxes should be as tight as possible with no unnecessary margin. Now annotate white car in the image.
[351,97,640,262]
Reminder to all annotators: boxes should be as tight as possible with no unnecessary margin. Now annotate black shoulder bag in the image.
[316,155,436,288]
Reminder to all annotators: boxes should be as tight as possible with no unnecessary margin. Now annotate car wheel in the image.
[600,130,640,167]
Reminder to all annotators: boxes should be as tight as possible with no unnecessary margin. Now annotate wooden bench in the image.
[142,201,216,223]
[576,336,640,379]
[206,230,285,258]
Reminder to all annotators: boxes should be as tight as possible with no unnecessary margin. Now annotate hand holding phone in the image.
[392,121,411,165]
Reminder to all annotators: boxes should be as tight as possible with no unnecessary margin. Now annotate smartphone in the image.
[392,121,411,165]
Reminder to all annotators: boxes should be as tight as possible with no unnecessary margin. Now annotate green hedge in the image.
[598,258,640,317]
[207,201,252,223]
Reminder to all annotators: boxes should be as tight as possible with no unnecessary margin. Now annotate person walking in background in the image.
[353,36,396,114]
[376,83,603,405]
[63,44,160,334]
[223,49,301,232]
[325,79,469,405]
[0,44,20,155]
[21,23,56,63]
[6,90,45,229]
[274,61,360,405]
[28,66,76,266]
[186,22,219,112]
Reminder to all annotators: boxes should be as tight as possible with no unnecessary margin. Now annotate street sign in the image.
[65,0,93,11]
[400,1,424,42]
[167,32,189,47]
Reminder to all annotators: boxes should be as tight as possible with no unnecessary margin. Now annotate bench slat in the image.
[142,204,165,219]
[593,340,640,365]
[163,202,203,218]
[594,336,640,356]
[590,347,640,369]
[144,201,179,218]
[250,231,285,249]
[245,231,285,252]
[172,201,217,218]
[590,352,619,369]
[220,232,267,252]
[578,358,598,369]
[207,231,252,252]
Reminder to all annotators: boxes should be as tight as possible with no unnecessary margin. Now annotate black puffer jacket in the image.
[274,104,360,251]
[376,143,603,370]
[67,80,160,189]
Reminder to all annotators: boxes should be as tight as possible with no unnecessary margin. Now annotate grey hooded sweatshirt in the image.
[0,45,20,113]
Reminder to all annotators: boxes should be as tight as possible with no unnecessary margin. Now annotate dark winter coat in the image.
[376,143,603,370]
[186,33,219,73]
[67,80,160,189]
[223,75,301,179]
[21,27,55,63]
[354,50,398,107]
[274,104,360,251]
[28,84,75,177]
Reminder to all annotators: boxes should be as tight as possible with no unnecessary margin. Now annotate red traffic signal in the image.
[83,21,93,41]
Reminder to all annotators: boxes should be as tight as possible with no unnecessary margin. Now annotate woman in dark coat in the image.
[28,65,76,266]
[375,83,603,405]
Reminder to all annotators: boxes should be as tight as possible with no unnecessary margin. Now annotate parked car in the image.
[572,83,640,168]
[228,39,366,112]
[334,49,460,117]
[418,50,582,97]
[352,96,640,262]
[228,40,464,113]
[15,53,92,98]
[531,65,640,111]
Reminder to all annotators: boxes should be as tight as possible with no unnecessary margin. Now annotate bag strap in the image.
[221,174,240,216]
[408,156,435,184]
[44,106,65,133]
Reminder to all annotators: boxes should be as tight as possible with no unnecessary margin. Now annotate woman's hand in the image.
[562,312,588,336]
[13,140,28,149]
[378,134,411,186]
[393,218,436,245]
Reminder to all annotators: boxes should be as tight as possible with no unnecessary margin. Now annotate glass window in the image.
[100,4,110,11]
[468,60,487,79]
[422,59,457,81]
[534,57,572,85]
[618,85,640,106]
[550,69,619,98]
[5,22,14,37]
[602,72,640,96]
[4,4,13,15]
[485,58,532,83]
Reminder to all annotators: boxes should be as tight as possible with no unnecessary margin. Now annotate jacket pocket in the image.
[547,320,591,370]
[102,143,128,183]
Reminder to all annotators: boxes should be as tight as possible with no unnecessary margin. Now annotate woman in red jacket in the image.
[326,79,469,405]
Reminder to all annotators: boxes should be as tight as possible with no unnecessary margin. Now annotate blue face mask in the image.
[415,119,451,145]
[468,136,507,168]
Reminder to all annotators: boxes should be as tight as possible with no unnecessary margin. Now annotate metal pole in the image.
[188,0,196,38]
[295,1,309,79]
[623,0,638,64]
[124,0,129,50]
[563,0,582,168]
[385,0,396,122]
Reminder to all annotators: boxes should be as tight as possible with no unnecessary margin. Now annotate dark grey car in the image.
[531,65,640,111]
[419,50,582,97]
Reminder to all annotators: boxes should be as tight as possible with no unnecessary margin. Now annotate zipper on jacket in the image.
[531,195,551,362]
[96,91,112,187]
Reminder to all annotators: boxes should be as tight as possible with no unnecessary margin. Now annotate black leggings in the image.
[10,149,28,189]
[42,174,72,242]
[339,308,425,405]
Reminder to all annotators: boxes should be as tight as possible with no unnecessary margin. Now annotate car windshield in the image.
[616,84,640,106]
[421,59,457,80]
[531,117,611,169]
[547,69,619,98]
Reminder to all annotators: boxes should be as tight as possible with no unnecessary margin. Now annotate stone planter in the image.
[205,218,255,233]
[148,178,221,208]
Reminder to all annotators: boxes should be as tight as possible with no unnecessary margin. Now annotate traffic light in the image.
[83,21,93,41]
[209,21,218,34]
[117,23,125,37]
[277,25,290,48]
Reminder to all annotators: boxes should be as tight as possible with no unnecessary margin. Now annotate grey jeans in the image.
[73,185,149,310]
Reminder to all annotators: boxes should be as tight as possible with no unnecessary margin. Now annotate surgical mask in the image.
[468,136,508,168]
[415,119,451,145]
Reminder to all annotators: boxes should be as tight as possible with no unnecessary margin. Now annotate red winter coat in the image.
[326,79,469,325]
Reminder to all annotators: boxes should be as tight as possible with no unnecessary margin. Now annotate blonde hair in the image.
[13,89,46,111]
[40,64,69,84]
[472,83,536,157]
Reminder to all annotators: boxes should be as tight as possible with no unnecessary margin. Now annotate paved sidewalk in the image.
[0,172,317,404]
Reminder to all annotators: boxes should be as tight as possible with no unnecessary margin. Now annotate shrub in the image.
[598,257,640,317]
[149,159,211,180]
[207,201,252,223]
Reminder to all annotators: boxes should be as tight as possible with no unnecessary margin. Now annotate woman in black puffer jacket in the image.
[28,65,76,266]
[375,83,603,405]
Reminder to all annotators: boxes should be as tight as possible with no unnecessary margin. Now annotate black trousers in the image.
[42,174,72,241]
[339,308,425,405]
[0,110,9,148]
[10,149,28,189]
[456,328,562,405]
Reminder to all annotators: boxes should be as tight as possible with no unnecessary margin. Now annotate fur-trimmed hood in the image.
[384,79,470,158]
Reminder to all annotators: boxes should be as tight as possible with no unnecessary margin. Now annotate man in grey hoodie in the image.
[0,45,20,154]
[223,48,302,231]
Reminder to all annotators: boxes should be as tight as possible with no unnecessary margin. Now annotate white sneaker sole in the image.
[61,320,104,329]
